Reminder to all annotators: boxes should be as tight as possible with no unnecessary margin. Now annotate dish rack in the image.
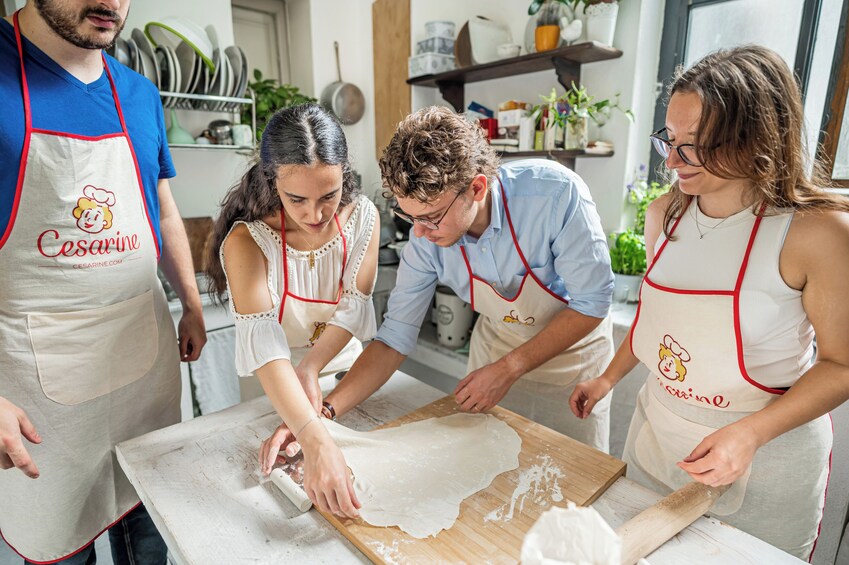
[161,90,257,152]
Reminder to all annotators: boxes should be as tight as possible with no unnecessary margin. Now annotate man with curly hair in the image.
[323,106,615,450]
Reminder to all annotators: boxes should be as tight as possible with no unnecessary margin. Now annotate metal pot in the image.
[320,41,365,125]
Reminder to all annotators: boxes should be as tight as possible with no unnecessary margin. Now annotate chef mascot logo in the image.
[73,184,116,234]
[658,334,690,382]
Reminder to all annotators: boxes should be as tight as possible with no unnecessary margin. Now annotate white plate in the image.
[132,28,160,89]
[224,46,242,95]
[237,46,249,98]
[126,37,139,73]
[175,41,197,93]
[468,16,512,64]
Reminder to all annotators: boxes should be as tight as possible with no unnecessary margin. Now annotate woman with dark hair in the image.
[570,45,849,558]
[206,103,380,517]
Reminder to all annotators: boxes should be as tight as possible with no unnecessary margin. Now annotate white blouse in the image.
[221,194,378,376]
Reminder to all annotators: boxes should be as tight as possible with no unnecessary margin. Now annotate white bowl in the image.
[468,16,512,65]
[145,17,214,73]
[496,43,521,59]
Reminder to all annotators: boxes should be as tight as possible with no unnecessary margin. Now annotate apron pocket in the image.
[27,290,159,405]
[634,388,751,515]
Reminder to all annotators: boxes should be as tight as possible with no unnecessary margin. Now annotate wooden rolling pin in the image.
[616,482,731,565]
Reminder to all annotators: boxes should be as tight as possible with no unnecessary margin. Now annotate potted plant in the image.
[528,0,579,51]
[583,0,621,46]
[559,82,633,149]
[241,69,316,142]
[609,165,670,302]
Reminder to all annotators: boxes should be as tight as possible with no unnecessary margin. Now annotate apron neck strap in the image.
[497,178,535,276]
[13,10,128,136]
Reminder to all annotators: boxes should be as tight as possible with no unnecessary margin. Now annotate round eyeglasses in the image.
[392,189,464,231]
[650,127,703,167]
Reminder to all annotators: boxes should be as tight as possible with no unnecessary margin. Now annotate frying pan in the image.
[320,41,365,125]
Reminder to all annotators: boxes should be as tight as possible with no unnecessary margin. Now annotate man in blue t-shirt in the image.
[0,1,207,563]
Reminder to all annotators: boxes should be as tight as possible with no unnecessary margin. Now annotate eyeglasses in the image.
[392,189,464,231]
[650,127,703,167]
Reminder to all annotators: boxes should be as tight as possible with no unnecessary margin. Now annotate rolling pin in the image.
[616,482,730,565]
[270,468,313,512]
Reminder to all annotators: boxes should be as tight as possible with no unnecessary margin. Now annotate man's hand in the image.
[453,361,518,413]
[0,397,41,478]
[177,307,206,362]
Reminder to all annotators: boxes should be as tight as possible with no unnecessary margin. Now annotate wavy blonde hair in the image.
[379,106,500,202]
[661,46,849,238]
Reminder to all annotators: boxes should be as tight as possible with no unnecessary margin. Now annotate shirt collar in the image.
[460,176,502,244]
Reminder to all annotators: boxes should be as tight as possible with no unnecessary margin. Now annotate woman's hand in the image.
[569,375,614,419]
[677,421,762,486]
[295,365,323,414]
[259,423,301,476]
[300,427,361,518]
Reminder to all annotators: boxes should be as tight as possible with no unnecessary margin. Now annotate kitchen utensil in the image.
[166,109,195,145]
[320,41,365,125]
[231,124,252,147]
[468,15,512,64]
[617,482,731,565]
[270,451,312,513]
[106,37,131,66]
[408,53,455,78]
[318,396,626,564]
[132,28,160,89]
[435,286,473,348]
[145,17,214,72]
[207,119,233,145]
[453,22,473,68]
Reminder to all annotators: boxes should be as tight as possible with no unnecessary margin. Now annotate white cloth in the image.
[0,18,180,562]
[189,326,240,414]
[626,200,831,559]
[222,195,377,376]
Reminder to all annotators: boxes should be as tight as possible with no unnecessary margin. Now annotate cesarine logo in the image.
[73,184,115,234]
[36,184,141,260]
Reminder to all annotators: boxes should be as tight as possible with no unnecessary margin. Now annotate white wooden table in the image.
[116,372,803,564]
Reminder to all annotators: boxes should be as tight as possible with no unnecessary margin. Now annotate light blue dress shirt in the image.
[375,159,614,355]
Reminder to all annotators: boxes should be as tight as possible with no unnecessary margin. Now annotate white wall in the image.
[304,0,380,199]
[409,0,665,233]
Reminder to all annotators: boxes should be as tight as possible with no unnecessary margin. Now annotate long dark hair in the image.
[206,103,359,300]
[661,46,849,238]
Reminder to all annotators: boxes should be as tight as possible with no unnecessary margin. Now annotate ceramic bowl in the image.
[497,43,521,59]
[145,17,214,73]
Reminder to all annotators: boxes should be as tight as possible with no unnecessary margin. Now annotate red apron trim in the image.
[30,129,126,141]
[278,210,347,323]
[0,501,142,564]
[460,246,475,310]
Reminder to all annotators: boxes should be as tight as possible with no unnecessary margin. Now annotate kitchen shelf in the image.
[161,90,257,152]
[406,41,623,111]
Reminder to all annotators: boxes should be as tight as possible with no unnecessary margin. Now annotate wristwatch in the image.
[321,400,337,421]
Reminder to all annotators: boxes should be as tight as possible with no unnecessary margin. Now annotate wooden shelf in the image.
[495,149,615,168]
[407,41,623,111]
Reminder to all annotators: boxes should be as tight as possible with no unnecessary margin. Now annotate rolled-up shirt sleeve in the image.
[374,239,440,355]
[551,175,614,319]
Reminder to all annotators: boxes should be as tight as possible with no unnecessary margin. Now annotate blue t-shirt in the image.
[0,18,175,252]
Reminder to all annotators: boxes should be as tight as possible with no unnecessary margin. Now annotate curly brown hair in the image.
[661,46,849,238]
[379,106,500,202]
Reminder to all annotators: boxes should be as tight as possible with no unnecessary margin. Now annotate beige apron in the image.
[465,179,613,451]
[626,203,831,559]
[0,14,180,562]
[279,210,361,375]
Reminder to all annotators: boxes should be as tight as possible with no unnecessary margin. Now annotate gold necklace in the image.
[302,230,322,270]
[692,197,750,240]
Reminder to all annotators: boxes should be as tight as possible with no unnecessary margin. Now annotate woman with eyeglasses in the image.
[570,45,849,559]
[205,104,380,518]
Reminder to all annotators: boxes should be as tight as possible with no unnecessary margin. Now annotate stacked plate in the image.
[107,18,250,112]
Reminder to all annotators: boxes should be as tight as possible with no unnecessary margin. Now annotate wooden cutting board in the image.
[319,396,626,564]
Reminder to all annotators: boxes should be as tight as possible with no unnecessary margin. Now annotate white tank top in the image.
[648,202,814,388]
